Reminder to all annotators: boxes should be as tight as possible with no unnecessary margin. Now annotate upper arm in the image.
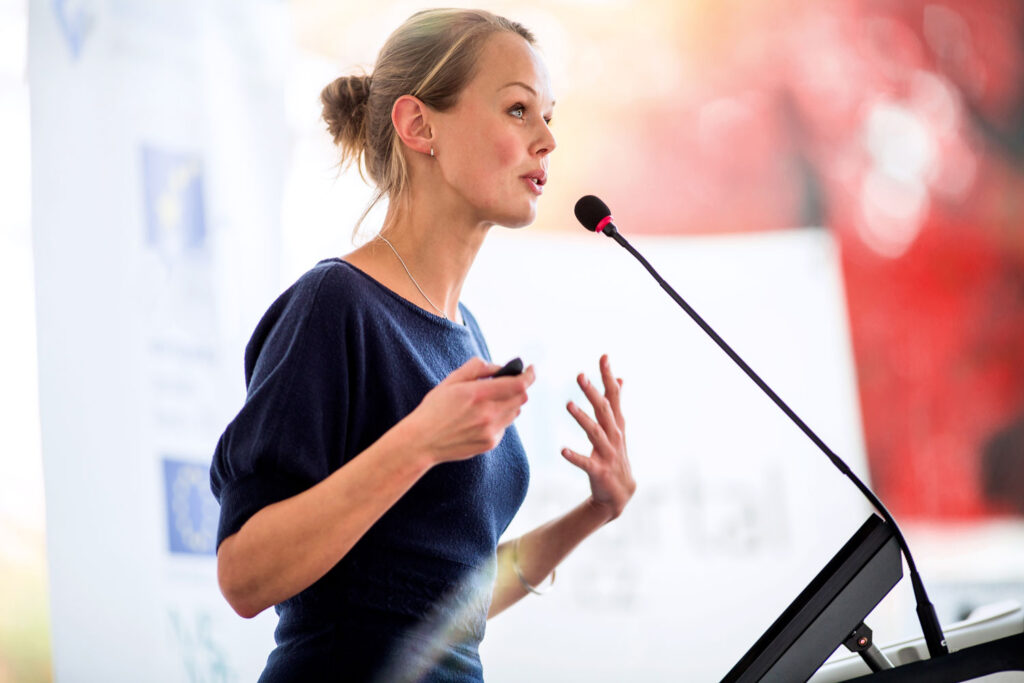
[210,266,352,552]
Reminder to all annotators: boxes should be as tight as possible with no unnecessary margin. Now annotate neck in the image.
[368,192,492,321]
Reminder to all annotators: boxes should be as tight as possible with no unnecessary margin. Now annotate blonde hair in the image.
[320,9,536,237]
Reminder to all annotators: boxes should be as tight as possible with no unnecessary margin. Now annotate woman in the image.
[211,9,636,682]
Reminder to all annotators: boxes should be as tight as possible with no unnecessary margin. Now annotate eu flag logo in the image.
[52,0,96,61]
[141,146,207,256]
[163,458,218,556]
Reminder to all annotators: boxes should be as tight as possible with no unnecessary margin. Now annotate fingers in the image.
[560,446,592,473]
[566,400,613,453]
[441,356,501,384]
[478,364,535,401]
[441,358,536,397]
[577,368,619,440]
[598,354,625,431]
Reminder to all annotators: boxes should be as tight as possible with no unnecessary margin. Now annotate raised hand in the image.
[561,354,636,521]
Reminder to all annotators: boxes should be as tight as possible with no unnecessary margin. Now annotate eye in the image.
[508,103,526,120]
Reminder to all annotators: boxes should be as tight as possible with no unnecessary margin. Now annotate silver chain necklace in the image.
[377,235,450,321]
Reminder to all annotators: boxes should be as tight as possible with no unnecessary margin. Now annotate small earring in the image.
[430,147,435,157]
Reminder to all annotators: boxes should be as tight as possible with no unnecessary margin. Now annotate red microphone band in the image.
[596,215,614,233]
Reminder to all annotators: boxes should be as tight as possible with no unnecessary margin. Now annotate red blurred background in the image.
[569,0,1024,520]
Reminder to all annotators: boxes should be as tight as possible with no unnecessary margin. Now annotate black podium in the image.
[721,515,1024,682]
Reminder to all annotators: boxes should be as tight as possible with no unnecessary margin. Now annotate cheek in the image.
[444,119,524,201]
[461,123,520,180]
[490,133,520,170]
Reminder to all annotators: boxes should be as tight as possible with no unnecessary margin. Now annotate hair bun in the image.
[321,73,372,152]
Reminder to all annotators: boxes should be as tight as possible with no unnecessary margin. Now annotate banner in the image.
[30,1,285,679]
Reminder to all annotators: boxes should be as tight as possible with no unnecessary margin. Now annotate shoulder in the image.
[253,260,349,336]
[264,258,379,324]
[289,258,363,301]
[242,259,365,385]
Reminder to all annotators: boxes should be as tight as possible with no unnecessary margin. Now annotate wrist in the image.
[386,413,438,474]
[584,496,617,524]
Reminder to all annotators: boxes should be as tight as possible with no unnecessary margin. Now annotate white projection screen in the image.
[468,228,873,682]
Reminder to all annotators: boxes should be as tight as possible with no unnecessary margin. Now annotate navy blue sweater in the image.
[210,259,530,682]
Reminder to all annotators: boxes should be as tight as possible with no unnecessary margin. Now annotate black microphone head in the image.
[574,195,613,233]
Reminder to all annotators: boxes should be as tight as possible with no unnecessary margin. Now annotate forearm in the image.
[487,496,613,619]
[217,419,434,618]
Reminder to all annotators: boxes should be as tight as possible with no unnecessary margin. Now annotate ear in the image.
[392,95,433,157]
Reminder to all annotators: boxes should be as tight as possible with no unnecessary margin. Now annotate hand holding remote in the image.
[405,357,534,466]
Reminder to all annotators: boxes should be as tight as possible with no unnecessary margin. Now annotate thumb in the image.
[439,357,500,385]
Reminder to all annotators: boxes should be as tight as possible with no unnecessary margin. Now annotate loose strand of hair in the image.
[410,29,476,100]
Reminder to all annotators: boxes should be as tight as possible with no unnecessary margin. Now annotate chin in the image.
[496,205,538,229]
[499,217,535,229]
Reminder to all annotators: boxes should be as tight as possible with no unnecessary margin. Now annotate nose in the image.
[533,121,557,157]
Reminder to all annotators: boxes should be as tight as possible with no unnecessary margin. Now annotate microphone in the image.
[574,194,950,660]
[574,195,620,236]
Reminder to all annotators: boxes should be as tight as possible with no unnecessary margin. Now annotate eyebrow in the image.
[498,81,556,106]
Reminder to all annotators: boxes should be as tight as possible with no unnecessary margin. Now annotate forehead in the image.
[464,32,555,106]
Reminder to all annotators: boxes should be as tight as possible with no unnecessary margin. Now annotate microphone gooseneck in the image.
[574,194,949,659]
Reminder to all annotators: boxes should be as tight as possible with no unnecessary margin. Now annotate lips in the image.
[522,169,547,196]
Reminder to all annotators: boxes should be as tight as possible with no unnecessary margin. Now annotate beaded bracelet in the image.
[512,536,556,595]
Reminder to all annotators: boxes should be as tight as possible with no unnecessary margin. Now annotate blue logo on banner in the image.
[141,146,207,255]
[52,0,95,61]
[163,458,218,556]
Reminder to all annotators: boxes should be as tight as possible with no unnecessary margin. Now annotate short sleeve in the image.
[210,266,350,551]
